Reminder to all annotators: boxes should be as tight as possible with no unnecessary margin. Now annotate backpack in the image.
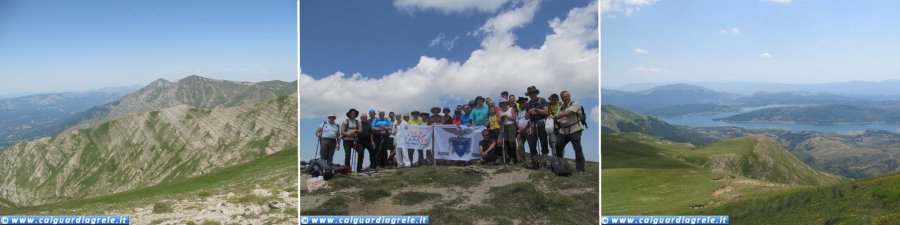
[343,119,360,139]
[332,164,351,175]
[578,105,588,129]
[550,156,573,177]
[307,158,335,180]
[560,101,588,130]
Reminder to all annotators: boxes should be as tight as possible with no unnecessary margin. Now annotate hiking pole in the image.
[351,140,357,173]
[376,131,386,170]
[315,137,321,159]
[501,126,507,165]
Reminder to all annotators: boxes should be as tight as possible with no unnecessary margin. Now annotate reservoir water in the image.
[660,105,900,134]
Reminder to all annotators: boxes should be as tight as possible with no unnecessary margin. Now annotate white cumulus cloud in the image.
[601,0,657,17]
[633,48,649,54]
[765,0,791,4]
[629,66,668,73]
[759,52,772,58]
[300,0,599,118]
[720,27,740,35]
[394,0,511,14]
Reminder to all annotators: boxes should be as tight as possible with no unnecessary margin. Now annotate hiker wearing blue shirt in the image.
[371,110,393,169]
[460,105,473,125]
[469,96,489,126]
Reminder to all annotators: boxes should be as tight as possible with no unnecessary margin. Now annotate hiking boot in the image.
[540,154,548,168]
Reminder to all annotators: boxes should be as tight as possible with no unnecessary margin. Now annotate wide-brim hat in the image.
[525,86,540,95]
[346,108,359,117]
[517,97,528,103]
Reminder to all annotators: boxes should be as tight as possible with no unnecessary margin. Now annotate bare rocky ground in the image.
[300,161,600,225]
[120,187,297,225]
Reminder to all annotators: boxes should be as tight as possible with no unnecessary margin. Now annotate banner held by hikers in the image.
[395,124,433,150]
[433,125,485,161]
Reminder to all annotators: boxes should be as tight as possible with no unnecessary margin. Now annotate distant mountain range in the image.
[602,83,900,122]
[0,75,297,207]
[716,103,900,124]
[0,88,138,150]
[601,84,739,113]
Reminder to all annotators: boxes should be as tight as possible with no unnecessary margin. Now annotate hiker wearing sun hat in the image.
[315,112,341,165]
[442,107,453,124]
[524,86,551,169]
[340,109,362,171]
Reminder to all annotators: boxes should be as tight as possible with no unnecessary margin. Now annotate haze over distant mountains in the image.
[602,83,900,123]
[0,87,139,150]
[606,80,900,95]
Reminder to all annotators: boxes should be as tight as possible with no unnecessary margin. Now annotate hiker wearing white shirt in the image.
[394,114,413,167]
[499,101,518,164]
[315,113,340,165]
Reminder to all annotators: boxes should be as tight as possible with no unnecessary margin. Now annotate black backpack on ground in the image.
[308,158,335,180]
[308,122,336,180]
[550,156,573,177]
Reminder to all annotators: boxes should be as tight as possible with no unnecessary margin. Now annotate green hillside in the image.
[0,147,298,224]
[697,173,900,224]
[673,136,848,186]
[602,133,846,215]
[601,105,718,146]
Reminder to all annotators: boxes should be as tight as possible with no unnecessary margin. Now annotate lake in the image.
[660,105,900,134]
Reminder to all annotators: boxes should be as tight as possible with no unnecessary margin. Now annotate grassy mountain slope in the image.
[0,93,297,206]
[0,147,299,225]
[602,133,847,215]
[697,127,900,179]
[673,136,848,186]
[696,173,900,224]
[602,105,718,146]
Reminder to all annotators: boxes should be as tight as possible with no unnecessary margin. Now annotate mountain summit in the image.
[0,76,298,207]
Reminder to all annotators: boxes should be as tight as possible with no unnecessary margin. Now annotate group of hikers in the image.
[314,86,587,173]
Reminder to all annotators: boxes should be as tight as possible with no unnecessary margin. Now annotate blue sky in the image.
[300,0,600,164]
[602,0,900,89]
[0,0,295,95]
